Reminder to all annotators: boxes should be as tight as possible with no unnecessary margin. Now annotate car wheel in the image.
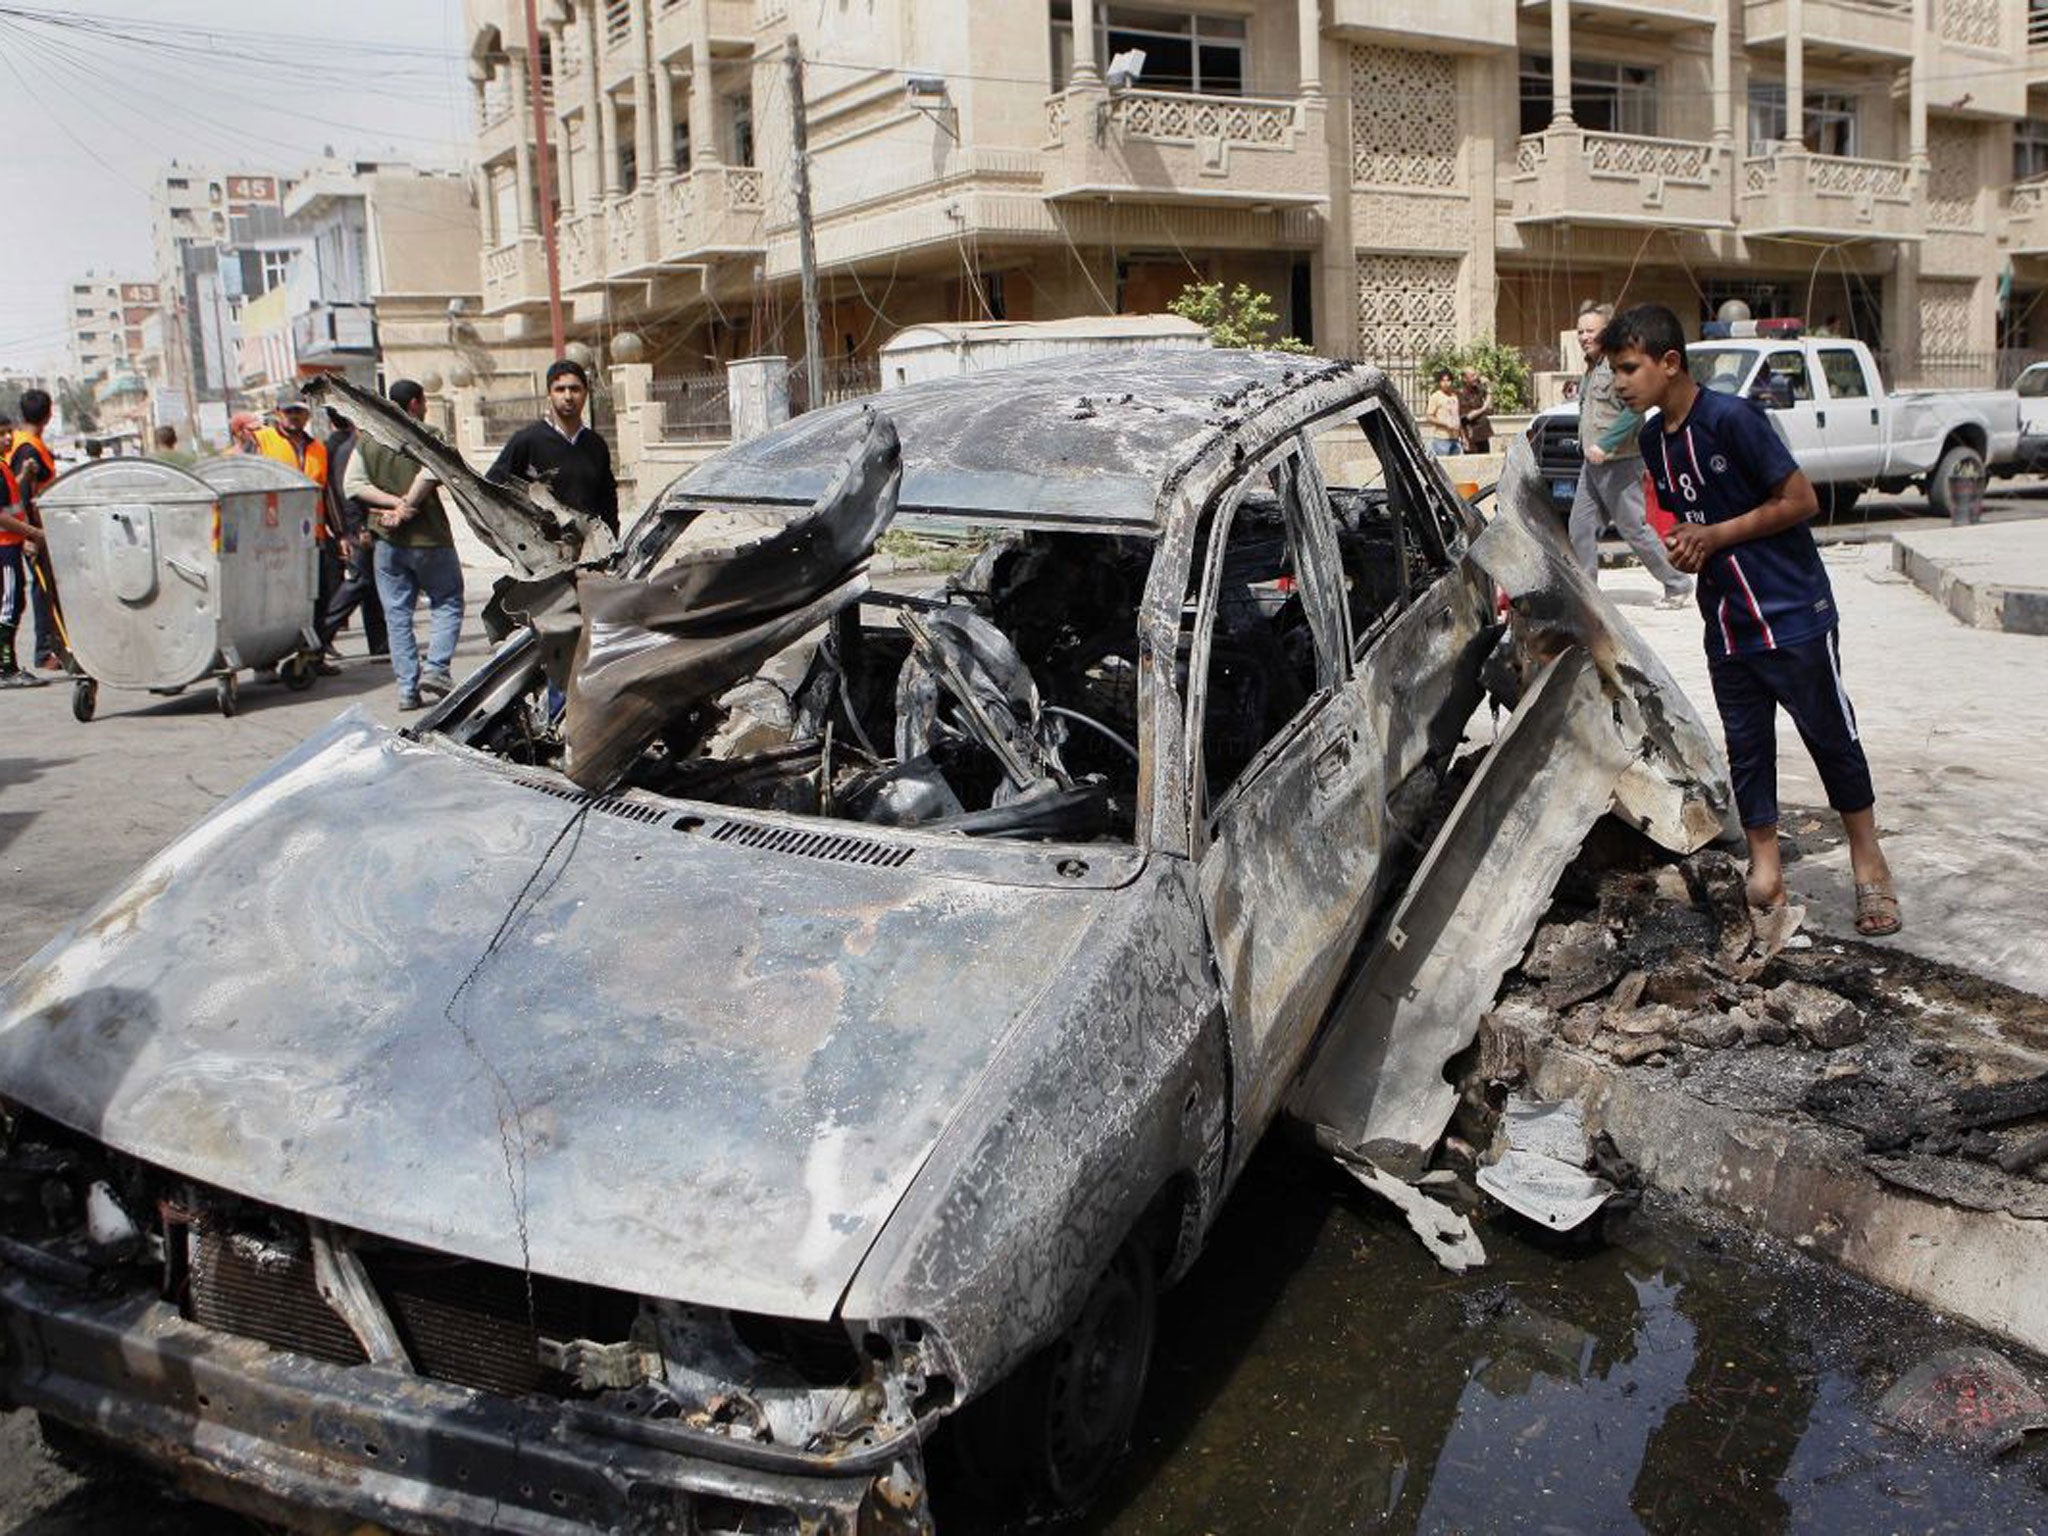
[948,1239,1158,1514]
[1927,443,1985,521]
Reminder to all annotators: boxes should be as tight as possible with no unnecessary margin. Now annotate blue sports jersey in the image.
[1639,385,1836,659]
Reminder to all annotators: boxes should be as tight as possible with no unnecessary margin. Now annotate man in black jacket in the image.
[485,359,618,534]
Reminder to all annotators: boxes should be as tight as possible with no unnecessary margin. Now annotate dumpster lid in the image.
[38,457,216,508]
[194,456,317,494]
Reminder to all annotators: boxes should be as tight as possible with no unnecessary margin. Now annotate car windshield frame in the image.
[1688,345,1763,398]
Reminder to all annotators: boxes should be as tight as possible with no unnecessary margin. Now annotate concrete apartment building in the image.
[461,0,2048,403]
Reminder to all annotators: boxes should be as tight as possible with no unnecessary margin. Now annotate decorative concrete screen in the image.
[1349,45,1458,189]
[1354,253,1461,357]
[1919,279,1977,355]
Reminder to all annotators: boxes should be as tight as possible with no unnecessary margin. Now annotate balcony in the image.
[559,208,610,291]
[482,234,550,313]
[1042,88,1328,210]
[650,0,757,63]
[1738,149,1919,240]
[1330,0,1514,50]
[1513,0,1719,29]
[1744,0,1912,59]
[291,302,376,363]
[655,164,766,263]
[606,187,659,275]
[1511,128,1731,229]
[2012,177,2048,257]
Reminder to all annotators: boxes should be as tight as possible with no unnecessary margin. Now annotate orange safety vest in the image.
[253,426,334,539]
[9,428,55,501]
[0,461,22,547]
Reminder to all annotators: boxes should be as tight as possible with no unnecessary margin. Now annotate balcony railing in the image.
[559,209,608,290]
[1042,86,1326,208]
[656,166,767,261]
[2012,176,2048,252]
[482,234,549,313]
[291,303,375,359]
[1512,127,1729,228]
[1044,88,1301,152]
[1738,149,1917,238]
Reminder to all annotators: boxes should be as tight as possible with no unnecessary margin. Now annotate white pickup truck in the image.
[1694,337,2022,516]
[1530,337,2025,519]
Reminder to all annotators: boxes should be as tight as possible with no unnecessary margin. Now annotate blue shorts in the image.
[1707,628,1874,829]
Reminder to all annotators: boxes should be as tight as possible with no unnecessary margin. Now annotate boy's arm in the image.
[1665,468,1819,573]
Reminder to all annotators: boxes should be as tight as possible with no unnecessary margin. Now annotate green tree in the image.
[1419,337,1531,413]
[1169,281,1312,353]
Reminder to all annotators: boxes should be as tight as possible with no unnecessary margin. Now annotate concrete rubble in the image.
[1463,833,2048,1357]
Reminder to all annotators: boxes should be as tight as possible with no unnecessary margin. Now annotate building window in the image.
[1748,83,1858,156]
[673,115,692,174]
[1050,5,1248,95]
[620,137,638,193]
[259,248,294,292]
[727,91,754,166]
[2018,119,2048,182]
[1518,56,1658,137]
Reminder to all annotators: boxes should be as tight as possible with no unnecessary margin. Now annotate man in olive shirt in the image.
[345,379,463,711]
[1569,301,1692,607]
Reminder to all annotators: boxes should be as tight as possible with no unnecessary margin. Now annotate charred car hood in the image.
[0,712,1133,1320]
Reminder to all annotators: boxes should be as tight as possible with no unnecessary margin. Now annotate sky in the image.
[0,0,471,374]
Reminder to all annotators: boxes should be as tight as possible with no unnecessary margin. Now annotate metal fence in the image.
[787,355,882,416]
[479,389,617,441]
[650,373,733,442]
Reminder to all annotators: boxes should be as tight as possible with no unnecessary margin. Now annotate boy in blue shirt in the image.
[1600,304,1900,937]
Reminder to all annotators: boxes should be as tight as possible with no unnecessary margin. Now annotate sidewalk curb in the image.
[1491,1020,2048,1359]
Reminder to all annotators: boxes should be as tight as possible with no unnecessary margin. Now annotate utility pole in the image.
[785,34,824,411]
[524,0,567,357]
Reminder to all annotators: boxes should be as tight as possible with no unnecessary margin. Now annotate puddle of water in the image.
[963,1146,2048,1535]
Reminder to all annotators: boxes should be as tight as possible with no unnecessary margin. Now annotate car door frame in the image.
[1185,423,1386,1144]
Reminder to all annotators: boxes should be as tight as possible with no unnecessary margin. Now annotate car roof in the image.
[674,349,1373,532]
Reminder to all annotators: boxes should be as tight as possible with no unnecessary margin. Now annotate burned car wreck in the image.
[0,352,1728,1533]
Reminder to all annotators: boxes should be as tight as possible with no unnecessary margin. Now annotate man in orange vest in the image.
[255,394,346,672]
[0,458,40,687]
[9,388,64,671]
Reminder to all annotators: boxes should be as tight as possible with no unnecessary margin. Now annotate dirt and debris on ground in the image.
[1478,817,2048,1225]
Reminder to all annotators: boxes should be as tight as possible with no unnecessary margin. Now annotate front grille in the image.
[188,1226,367,1367]
[184,1221,640,1398]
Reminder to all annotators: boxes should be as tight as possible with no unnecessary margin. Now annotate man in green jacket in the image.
[344,379,464,711]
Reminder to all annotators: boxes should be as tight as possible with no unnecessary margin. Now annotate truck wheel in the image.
[946,1239,1157,1513]
[71,678,97,723]
[1927,443,1985,522]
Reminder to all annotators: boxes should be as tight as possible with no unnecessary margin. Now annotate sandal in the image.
[1854,881,1902,938]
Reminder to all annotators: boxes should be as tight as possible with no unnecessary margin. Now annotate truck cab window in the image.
[1818,349,1869,399]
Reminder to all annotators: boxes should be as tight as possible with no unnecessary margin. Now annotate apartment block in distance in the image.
[461,0,2048,393]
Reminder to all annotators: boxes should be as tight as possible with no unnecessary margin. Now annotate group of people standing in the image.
[0,357,615,715]
[1423,368,1494,457]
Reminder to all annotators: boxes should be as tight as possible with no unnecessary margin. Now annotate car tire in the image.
[946,1238,1158,1514]
[1927,442,1985,521]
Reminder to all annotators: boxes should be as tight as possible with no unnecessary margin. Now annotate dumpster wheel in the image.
[215,674,239,718]
[71,678,97,724]
[280,653,316,691]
